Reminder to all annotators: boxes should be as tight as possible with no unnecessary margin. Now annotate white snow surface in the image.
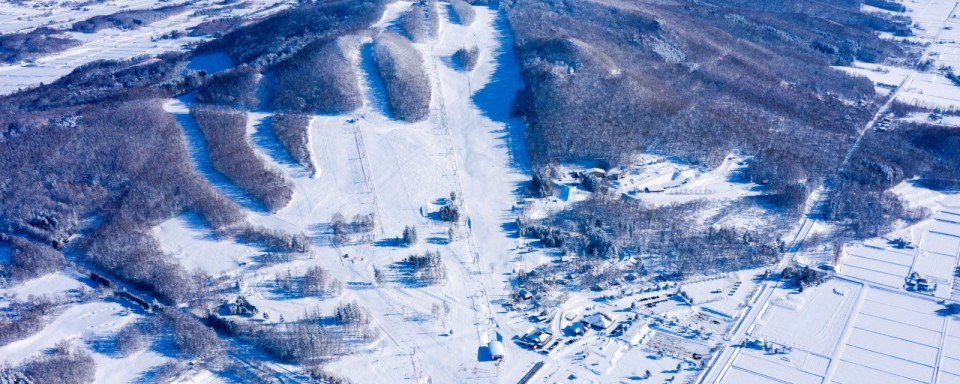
[0,0,291,94]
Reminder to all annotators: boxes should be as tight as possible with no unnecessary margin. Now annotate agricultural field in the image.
[702,187,960,384]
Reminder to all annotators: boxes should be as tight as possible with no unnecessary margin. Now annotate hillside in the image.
[0,0,958,383]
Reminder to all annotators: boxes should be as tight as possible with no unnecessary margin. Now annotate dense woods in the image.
[208,302,377,365]
[454,46,480,72]
[0,296,57,347]
[18,342,96,384]
[83,227,193,304]
[205,0,387,68]
[371,32,432,122]
[192,105,293,212]
[161,308,224,360]
[505,0,904,211]
[401,250,448,286]
[194,66,260,109]
[518,193,781,278]
[826,122,960,238]
[400,1,440,43]
[275,266,343,298]
[0,100,243,249]
[0,28,80,63]
[0,236,66,282]
[450,0,476,26]
[271,113,315,173]
[271,40,362,114]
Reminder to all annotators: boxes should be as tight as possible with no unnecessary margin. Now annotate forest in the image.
[504,0,905,212]
[371,31,432,122]
[203,0,387,68]
[191,105,293,212]
[0,28,80,64]
[271,39,362,114]
[825,121,960,239]
[270,113,315,173]
[399,0,440,43]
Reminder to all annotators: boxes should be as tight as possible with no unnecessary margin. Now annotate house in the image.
[518,289,533,300]
[570,321,586,336]
[518,328,554,349]
[488,341,505,361]
[534,310,551,323]
[918,278,933,292]
[585,168,606,178]
[608,172,627,180]
[582,312,618,330]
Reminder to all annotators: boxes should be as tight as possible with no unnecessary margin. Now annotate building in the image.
[517,289,533,300]
[518,328,554,349]
[489,341,505,361]
[582,312,618,330]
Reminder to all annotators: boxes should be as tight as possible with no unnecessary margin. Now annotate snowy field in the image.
[703,187,960,384]
[0,271,172,383]
[837,187,960,298]
[844,0,960,110]
[0,0,291,94]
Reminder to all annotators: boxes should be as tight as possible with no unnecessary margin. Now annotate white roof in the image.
[488,341,505,357]
[583,313,618,329]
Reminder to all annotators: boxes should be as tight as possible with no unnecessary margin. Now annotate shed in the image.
[518,328,554,349]
[488,341,505,361]
[518,289,533,300]
[585,168,606,178]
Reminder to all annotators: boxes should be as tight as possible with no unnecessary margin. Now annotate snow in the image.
[681,272,761,319]
[0,0,291,95]
[92,349,169,384]
[156,3,547,382]
[3,272,86,299]
[0,301,134,365]
[834,61,913,93]
[753,279,863,355]
[839,1,960,111]
[153,213,262,276]
[894,0,960,109]
[702,179,960,384]
[724,351,824,384]
[1,0,955,382]
[922,231,960,256]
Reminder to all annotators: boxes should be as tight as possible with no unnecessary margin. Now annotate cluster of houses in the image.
[875,114,893,131]
[907,272,937,293]
[516,311,624,354]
